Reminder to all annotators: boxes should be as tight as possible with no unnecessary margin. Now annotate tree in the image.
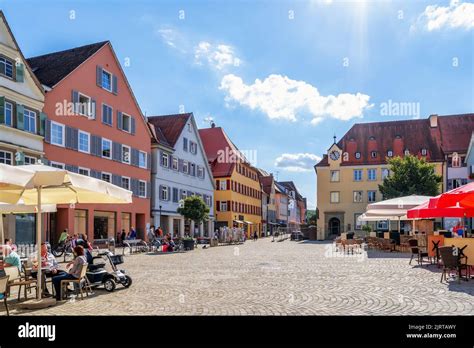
[306,209,317,225]
[177,195,210,225]
[378,155,442,199]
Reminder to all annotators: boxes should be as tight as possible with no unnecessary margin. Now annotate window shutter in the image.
[112,74,118,95]
[108,106,113,125]
[102,104,106,124]
[216,179,220,190]
[112,174,121,187]
[15,63,24,82]
[65,165,79,173]
[183,138,188,151]
[117,111,123,130]
[96,65,103,87]
[131,148,139,166]
[226,179,230,190]
[159,151,163,166]
[147,182,151,199]
[91,135,102,157]
[44,120,51,143]
[112,142,122,162]
[178,158,184,172]
[90,99,96,119]
[71,128,78,150]
[0,96,4,124]
[159,185,163,200]
[65,126,72,149]
[131,117,136,135]
[72,90,79,114]
[216,201,220,212]
[131,178,139,196]
[16,104,24,130]
[39,112,47,136]
[147,152,151,169]
[227,201,231,211]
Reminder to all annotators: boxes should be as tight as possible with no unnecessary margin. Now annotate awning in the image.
[233,220,244,224]
[244,221,253,224]
[408,199,474,219]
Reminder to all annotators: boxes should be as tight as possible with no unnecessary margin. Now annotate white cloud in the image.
[275,153,322,172]
[194,41,241,70]
[157,28,177,48]
[413,0,474,32]
[219,74,372,123]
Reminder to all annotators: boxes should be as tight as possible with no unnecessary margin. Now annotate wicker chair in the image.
[0,276,9,316]
[3,266,38,301]
[439,246,470,283]
[408,239,429,266]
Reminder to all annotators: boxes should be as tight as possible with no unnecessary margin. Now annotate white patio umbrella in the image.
[0,200,57,245]
[0,164,132,308]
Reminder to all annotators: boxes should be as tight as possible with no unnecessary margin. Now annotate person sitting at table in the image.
[0,244,21,270]
[4,238,17,252]
[52,245,87,300]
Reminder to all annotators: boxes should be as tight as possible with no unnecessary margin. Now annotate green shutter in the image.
[39,112,47,136]
[16,104,24,130]
[15,63,24,83]
[0,96,4,124]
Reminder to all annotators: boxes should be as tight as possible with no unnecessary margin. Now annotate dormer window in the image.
[421,148,427,156]
[371,151,377,158]
[369,136,375,141]
[404,149,410,156]
[355,152,361,159]
[395,135,402,139]
[387,150,393,157]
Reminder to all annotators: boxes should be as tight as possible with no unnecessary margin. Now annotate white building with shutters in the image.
[148,113,215,237]
[0,11,46,245]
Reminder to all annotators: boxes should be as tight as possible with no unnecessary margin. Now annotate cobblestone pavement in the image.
[6,238,474,315]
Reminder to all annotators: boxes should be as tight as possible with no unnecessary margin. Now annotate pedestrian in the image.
[120,229,126,245]
[253,230,258,241]
[129,227,137,239]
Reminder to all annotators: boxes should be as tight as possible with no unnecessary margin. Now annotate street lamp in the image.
[159,205,162,228]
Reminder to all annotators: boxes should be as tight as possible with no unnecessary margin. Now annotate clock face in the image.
[330,151,340,161]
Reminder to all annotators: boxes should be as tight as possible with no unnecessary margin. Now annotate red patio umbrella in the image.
[407,200,474,219]
[428,182,474,209]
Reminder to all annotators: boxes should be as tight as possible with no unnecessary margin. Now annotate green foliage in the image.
[177,195,210,224]
[306,209,317,225]
[362,224,372,232]
[378,155,442,199]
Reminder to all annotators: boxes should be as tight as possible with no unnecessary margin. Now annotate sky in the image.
[2,0,473,209]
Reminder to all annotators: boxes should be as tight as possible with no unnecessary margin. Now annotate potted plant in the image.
[177,195,210,251]
[182,236,195,250]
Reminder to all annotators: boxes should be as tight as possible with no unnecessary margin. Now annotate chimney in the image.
[211,121,216,128]
[429,114,438,128]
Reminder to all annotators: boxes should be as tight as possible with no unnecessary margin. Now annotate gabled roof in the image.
[147,113,191,148]
[27,41,108,88]
[437,114,474,154]
[259,175,274,195]
[278,181,304,201]
[0,10,44,97]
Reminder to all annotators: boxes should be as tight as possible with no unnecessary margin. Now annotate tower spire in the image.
[333,134,337,144]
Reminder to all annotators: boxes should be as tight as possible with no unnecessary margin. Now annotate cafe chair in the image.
[439,246,470,283]
[0,276,9,316]
[3,267,38,302]
[408,239,429,266]
[60,263,92,300]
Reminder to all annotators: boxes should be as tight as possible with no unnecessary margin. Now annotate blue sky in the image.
[2,0,473,209]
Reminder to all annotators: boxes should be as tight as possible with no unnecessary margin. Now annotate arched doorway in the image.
[328,217,341,236]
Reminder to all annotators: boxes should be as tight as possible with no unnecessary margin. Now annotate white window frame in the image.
[368,169,377,181]
[190,141,197,154]
[23,108,36,134]
[161,152,169,167]
[50,121,65,147]
[421,148,427,156]
[353,169,362,182]
[172,157,178,171]
[138,180,147,198]
[78,167,90,176]
[205,196,211,206]
[382,168,390,180]
[101,138,112,159]
[139,151,147,169]
[78,130,90,154]
[101,68,112,92]
[197,166,204,179]
[4,101,13,126]
[101,103,113,126]
[330,170,340,182]
[50,161,65,169]
[368,191,377,203]
[353,191,363,203]
[160,185,169,201]
[219,180,227,190]
[355,152,361,159]
[122,145,131,164]
[121,112,131,133]
[181,190,187,200]
[101,172,111,183]
[387,150,393,157]
[24,155,36,165]
[183,160,189,174]
[121,176,130,190]
[330,191,340,204]
[78,92,92,117]
[0,57,14,79]
[0,150,13,165]
[220,201,228,212]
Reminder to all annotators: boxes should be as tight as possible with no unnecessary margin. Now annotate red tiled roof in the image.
[315,114,474,167]
[199,127,240,178]
[147,113,192,148]
[259,175,274,195]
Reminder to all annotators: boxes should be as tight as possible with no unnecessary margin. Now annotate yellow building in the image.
[199,125,262,237]
[315,115,446,240]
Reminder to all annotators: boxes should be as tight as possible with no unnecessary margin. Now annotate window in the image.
[190,141,197,154]
[102,104,113,125]
[101,138,112,159]
[23,109,36,133]
[330,170,340,182]
[101,69,112,91]
[138,180,146,198]
[382,168,390,179]
[51,122,65,147]
[172,157,178,171]
[0,56,13,78]
[160,186,169,201]
[161,152,169,167]
[139,151,147,168]
[51,162,65,169]
[78,130,90,153]
[404,149,410,156]
[24,156,36,165]
[183,161,189,174]
[121,177,130,190]
[197,166,204,178]
[101,172,111,183]
[181,190,187,200]
[451,153,461,168]
[4,101,12,126]
[421,148,427,156]
[371,151,377,158]
[353,191,363,203]
[0,150,12,165]
[330,191,340,203]
[122,145,130,164]
[368,169,377,181]
[353,169,362,181]
[78,167,89,176]
[368,191,376,203]
[121,113,131,132]
[187,123,191,132]
[387,150,393,157]
[355,152,361,159]
[219,180,227,190]
[220,201,228,212]
[355,214,362,230]
[78,93,92,117]
[183,138,188,151]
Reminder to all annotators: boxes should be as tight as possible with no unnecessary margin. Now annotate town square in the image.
[0,0,473,346]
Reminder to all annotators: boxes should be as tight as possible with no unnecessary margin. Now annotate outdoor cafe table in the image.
[444,237,474,266]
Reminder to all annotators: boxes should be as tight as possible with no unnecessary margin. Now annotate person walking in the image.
[253,230,258,242]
